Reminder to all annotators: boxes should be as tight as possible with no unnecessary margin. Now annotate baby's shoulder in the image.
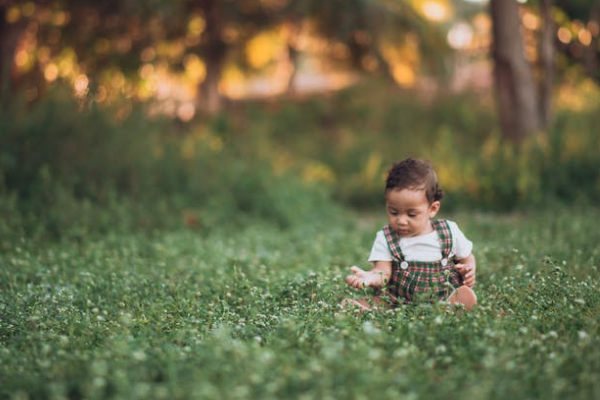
[437,219,460,229]
[436,219,467,239]
[374,229,386,240]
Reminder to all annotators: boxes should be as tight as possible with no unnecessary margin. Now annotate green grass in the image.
[1,207,600,400]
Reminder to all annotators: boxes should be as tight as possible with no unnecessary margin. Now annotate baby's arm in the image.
[455,254,476,287]
[346,261,392,289]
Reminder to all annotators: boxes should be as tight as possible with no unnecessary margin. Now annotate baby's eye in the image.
[408,214,417,218]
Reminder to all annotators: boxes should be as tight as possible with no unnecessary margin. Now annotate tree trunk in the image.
[584,0,600,83]
[197,1,226,114]
[490,0,541,143]
[283,19,302,96]
[285,43,299,95]
[200,50,225,114]
[539,0,554,129]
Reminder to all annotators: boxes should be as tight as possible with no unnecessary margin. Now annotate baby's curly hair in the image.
[385,158,443,204]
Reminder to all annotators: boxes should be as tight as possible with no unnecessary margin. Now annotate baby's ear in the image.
[428,201,441,217]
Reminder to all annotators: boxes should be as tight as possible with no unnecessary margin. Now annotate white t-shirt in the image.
[368,220,473,263]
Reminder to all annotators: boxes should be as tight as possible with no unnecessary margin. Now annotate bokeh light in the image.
[74,74,89,97]
[422,1,450,22]
[521,12,539,31]
[6,7,21,23]
[578,29,592,46]
[177,103,196,122]
[557,27,571,44]
[15,50,30,68]
[140,47,156,63]
[139,64,154,80]
[44,63,58,81]
[188,15,206,36]
[184,54,206,84]
[448,22,473,50]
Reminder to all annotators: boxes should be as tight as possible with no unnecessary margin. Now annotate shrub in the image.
[2,79,599,242]
[222,79,600,211]
[0,88,341,241]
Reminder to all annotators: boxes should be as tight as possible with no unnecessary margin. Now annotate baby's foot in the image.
[447,285,477,311]
[341,296,391,311]
[340,298,372,311]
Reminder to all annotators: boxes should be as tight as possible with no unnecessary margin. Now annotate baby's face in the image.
[385,188,440,237]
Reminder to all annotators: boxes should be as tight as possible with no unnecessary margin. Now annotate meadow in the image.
[2,206,600,400]
[2,82,600,399]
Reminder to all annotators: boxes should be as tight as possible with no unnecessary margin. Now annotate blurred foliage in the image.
[288,0,449,74]
[553,0,595,21]
[223,78,600,211]
[0,86,340,243]
[0,0,446,109]
[2,78,600,243]
[2,0,596,110]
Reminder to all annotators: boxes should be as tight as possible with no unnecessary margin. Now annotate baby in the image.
[344,158,477,310]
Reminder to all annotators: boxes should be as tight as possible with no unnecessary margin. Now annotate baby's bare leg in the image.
[447,285,477,311]
[341,296,391,311]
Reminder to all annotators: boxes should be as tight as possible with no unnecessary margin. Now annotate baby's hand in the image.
[345,266,383,289]
[455,263,476,287]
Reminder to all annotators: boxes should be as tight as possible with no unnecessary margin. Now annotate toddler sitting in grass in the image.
[343,158,477,310]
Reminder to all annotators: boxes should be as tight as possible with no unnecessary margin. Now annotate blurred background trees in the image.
[1,0,599,239]
[1,0,598,119]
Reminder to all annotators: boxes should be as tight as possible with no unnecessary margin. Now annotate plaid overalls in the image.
[383,219,463,304]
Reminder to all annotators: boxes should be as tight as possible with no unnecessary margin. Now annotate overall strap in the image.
[383,225,404,261]
[432,219,454,258]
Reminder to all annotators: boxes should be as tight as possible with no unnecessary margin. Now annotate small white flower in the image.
[366,348,382,360]
[93,377,106,388]
[362,321,380,335]
[132,350,147,361]
[393,348,410,358]
[120,313,132,326]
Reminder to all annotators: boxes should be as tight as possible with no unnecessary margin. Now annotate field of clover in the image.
[1,207,600,400]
